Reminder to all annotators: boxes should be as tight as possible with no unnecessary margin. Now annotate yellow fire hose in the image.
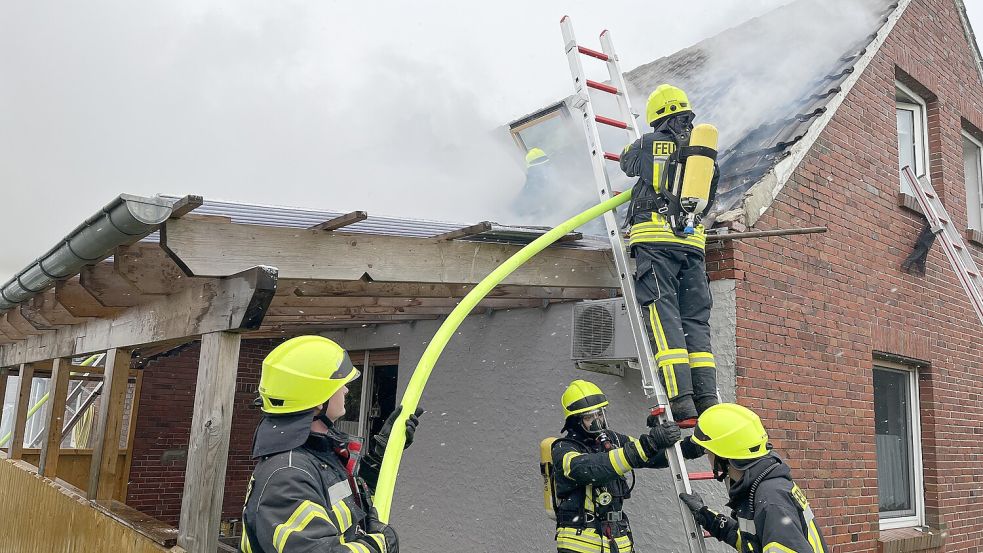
[374,190,632,522]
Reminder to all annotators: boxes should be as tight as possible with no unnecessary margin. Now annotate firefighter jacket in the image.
[620,127,719,255]
[551,425,669,552]
[240,431,390,553]
[704,454,830,553]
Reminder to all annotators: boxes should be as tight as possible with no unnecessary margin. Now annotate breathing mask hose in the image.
[373,190,633,522]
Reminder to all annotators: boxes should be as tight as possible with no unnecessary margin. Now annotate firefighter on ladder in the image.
[240,335,421,553]
[620,84,720,424]
[677,403,830,553]
[550,379,682,553]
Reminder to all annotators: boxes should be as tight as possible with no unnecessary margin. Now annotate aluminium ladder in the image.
[902,166,983,326]
[560,17,711,553]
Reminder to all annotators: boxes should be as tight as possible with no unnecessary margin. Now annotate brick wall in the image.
[733,1,983,552]
[126,338,285,526]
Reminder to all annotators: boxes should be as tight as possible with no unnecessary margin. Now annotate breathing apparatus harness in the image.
[550,422,636,552]
[624,113,718,237]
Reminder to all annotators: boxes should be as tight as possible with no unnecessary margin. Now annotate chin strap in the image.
[712,455,730,482]
[314,404,333,428]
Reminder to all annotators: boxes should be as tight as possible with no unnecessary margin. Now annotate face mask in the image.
[580,408,608,435]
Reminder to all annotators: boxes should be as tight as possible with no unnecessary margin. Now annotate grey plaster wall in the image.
[323,280,736,553]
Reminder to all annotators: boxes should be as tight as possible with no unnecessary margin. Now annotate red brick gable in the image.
[732,1,983,552]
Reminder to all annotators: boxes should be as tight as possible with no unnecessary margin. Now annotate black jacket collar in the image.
[726,453,789,508]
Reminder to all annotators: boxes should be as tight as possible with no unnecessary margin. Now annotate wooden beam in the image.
[39,358,72,477]
[119,369,144,500]
[17,304,58,331]
[271,296,545,309]
[27,290,91,326]
[431,221,492,241]
[88,348,131,500]
[286,280,612,300]
[264,314,442,323]
[308,210,368,232]
[5,308,47,336]
[114,244,195,295]
[178,331,241,553]
[161,218,619,288]
[169,195,204,219]
[80,262,151,307]
[0,266,278,367]
[56,277,125,318]
[0,314,27,341]
[6,363,34,460]
[0,366,8,422]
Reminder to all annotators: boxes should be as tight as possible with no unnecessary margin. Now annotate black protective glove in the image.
[679,436,705,460]
[370,405,424,459]
[360,508,399,553]
[679,491,705,515]
[647,420,682,449]
[678,492,718,532]
[359,406,424,490]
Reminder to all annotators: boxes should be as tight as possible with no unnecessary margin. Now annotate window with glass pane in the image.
[963,134,983,231]
[896,84,927,196]
[873,366,920,522]
[509,106,607,232]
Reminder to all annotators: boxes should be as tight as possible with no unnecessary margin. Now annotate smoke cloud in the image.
[2,0,885,279]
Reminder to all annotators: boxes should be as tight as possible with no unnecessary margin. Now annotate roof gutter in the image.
[0,194,177,314]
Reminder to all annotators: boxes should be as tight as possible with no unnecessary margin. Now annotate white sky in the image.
[1,0,982,281]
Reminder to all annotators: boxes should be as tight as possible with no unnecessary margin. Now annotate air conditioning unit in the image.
[571,298,639,372]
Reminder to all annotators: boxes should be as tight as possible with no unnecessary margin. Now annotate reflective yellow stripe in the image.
[629,219,707,250]
[689,351,715,368]
[648,304,667,352]
[331,498,353,532]
[657,348,689,367]
[662,364,679,397]
[629,437,648,462]
[763,542,797,553]
[562,451,581,478]
[557,527,632,553]
[343,543,372,553]
[240,531,254,553]
[808,521,824,553]
[609,448,631,475]
[273,500,332,553]
[367,534,387,553]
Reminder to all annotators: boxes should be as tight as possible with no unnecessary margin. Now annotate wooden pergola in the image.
[0,195,619,553]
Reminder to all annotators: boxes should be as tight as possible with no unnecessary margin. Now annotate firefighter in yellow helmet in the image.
[677,404,830,553]
[240,336,422,553]
[550,380,681,553]
[515,146,559,220]
[619,84,720,424]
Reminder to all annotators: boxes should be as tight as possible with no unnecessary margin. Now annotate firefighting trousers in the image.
[632,246,717,403]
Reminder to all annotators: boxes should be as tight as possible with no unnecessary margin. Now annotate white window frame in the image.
[896,82,930,193]
[962,130,983,232]
[874,361,926,530]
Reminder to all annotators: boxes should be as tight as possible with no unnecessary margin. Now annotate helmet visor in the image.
[332,351,359,382]
[580,408,608,434]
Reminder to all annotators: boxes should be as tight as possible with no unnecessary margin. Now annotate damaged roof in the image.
[621,0,902,226]
[156,195,607,249]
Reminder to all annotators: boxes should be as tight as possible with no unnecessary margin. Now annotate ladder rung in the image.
[604,152,621,162]
[595,115,628,129]
[678,418,698,429]
[688,472,715,481]
[577,45,610,61]
[587,79,619,94]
